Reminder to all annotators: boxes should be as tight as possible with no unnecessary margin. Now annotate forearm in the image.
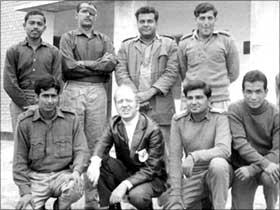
[191,145,230,163]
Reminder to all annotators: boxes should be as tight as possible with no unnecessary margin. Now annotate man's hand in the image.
[137,88,158,103]
[87,156,102,186]
[182,155,194,178]
[235,166,251,181]
[264,163,280,184]
[16,194,32,210]
[76,61,85,67]
[109,182,128,204]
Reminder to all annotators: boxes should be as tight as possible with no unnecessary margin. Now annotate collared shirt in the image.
[13,107,89,196]
[169,109,231,196]
[178,29,239,102]
[4,38,62,108]
[59,28,116,82]
[122,112,140,149]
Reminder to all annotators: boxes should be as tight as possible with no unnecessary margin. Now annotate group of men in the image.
[4,1,279,210]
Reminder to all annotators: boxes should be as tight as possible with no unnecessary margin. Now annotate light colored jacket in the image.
[115,35,179,125]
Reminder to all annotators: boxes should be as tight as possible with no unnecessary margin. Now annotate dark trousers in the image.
[98,156,164,210]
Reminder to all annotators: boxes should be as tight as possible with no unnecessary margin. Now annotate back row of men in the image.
[4,1,279,210]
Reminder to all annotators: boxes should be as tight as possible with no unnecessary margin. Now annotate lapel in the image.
[116,120,129,145]
[151,38,161,57]
[134,39,142,54]
[130,114,146,153]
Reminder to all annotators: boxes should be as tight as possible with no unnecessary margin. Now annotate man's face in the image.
[38,88,59,113]
[115,88,139,121]
[137,13,157,39]
[196,10,216,38]
[186,89,209,114]
[23,15,46,40]
[76,3,97,28]
[243,81,267,109]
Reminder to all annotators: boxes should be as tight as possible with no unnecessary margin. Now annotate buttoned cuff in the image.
[122,180,133,190]
[19,184,31,197]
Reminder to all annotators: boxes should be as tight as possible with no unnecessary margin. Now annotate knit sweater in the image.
[228,100,279,176]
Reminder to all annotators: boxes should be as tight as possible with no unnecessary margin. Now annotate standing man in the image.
[59,2,117,208]
[4,10,62,132]
[178,2,239,112]
[229,70,279,209]
[13,76,89,210]
[115,6,179,160]
[87,84,167,210]
[166,80,232,209]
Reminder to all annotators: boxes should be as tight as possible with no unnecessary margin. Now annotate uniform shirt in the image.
[178,30,239,102]
[228,100,279,176]
[169,109,231,196]
[3,38,62,108]
[59,29,116,82]
[13,107,89,196]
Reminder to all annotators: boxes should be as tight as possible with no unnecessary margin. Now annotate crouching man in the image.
[166,80,233,209]
[87,84,167,210]
[13,75,89,210]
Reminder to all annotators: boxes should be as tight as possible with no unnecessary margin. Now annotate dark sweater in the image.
[228,100,279,176]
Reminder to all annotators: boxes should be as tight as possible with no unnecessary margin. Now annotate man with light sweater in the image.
[166,80,232,210]
[229,70,279,209]
[178,2,239,112]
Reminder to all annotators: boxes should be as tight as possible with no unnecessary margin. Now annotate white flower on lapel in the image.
[136,148,149,162]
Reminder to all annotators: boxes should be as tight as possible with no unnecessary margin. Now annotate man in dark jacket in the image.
[87,84,167,210]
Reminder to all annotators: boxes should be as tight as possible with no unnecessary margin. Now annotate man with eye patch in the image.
[59,2,118,209]
[178,2,239,113]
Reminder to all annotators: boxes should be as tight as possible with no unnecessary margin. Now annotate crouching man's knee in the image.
[58,177,84,209]
[128,185,153,210]
[208,157,231,177]
[260,172,278,188]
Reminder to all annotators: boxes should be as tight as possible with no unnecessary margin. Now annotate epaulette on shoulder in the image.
[160,35,175,40]
[173,110,189,121]
[217,30,231,37]
[180,33,192,41]
[209,107,225,114]
[60,107,76,115]
[18,109,34,122]
[122,36,137,43]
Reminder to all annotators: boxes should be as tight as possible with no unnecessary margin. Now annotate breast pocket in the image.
[54,136,72,158]
[187,50,201,67]
[29,138,45,160]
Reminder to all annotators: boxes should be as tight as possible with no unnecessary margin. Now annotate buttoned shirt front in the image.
[4,38,62,108]
[178,30,239,102]
[13,107,89,196]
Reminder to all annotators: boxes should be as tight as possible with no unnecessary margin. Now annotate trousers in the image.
[231,171,279,209]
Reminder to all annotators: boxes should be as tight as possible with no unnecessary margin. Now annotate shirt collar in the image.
[192,29,218,40]
[22,38,48,47]
[32,107,64,122]
[121,112,140,127]
[74,28,97,36]
[136,33,160,43]
[186,108,211,122]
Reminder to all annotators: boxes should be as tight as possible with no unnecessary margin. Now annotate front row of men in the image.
[13,70,279,210]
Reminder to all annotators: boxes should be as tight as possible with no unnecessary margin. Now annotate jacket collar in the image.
[192,29,218,40]
[73,28,98,37]
[134,34,161,54]
[186,108,211,122]
[32,107,65,122]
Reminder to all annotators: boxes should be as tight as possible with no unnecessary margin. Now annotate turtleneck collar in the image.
[244,100,268,115]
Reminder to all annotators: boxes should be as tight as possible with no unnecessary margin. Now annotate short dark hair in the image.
[242,70,267,91]
[194,2,218,17]
[34,76,61,95]
[135,6,159,22]
[24,10,46,24]
[183,80,212,98]
[76,1,97,13]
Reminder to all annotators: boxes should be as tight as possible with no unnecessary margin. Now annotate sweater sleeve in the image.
[228,105,270,170]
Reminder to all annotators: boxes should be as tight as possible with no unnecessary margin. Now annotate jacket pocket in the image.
[54,136,72,158]
[29,138,45,160]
